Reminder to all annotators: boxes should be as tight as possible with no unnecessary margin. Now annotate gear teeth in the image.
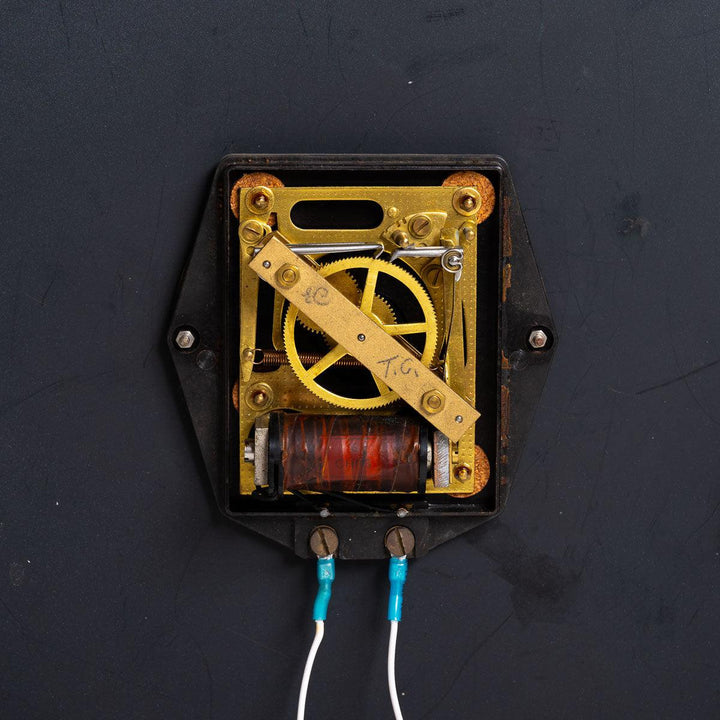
[282,256,438,411]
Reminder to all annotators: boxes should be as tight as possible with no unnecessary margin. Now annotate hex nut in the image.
[245,186,274,214]
[175,329,196,350]
[528,328,548,349]
[452,186,482,216]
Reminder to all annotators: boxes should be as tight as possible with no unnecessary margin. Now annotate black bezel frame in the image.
[167,154,555,559]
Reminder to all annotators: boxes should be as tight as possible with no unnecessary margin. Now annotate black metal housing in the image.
[167,154,555,559]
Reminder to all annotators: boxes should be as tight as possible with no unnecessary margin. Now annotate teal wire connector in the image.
[313,556,335,622]
[387,556,408,622]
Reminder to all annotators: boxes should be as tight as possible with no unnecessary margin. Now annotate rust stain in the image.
[230,172,284,218]
[502,262,512,302]
[502,193,512,257]
[442,171,495,224]
[232,380,239,411]
[500,384,510,450]
[501,350,511,370]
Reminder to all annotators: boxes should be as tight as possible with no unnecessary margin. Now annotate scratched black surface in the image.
[1,2,719,719]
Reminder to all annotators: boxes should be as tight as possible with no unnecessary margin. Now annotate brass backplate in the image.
[238,185,486,495]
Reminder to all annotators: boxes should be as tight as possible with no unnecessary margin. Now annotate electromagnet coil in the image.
[270,413,430,494]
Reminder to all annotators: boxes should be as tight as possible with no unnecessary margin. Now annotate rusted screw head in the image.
[277,263,299,288]
[384,526,415,557]
[421,390,445,414]
[309,525,339,558]
[175,329,196,350]
[409,214,432,238]
[240,219,266,244]
[454,464,472,481]
[528,328,548,349]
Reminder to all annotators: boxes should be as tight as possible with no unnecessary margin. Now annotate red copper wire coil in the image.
[280,414,421,493]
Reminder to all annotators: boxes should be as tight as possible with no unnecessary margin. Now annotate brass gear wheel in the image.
[283,257,438,410]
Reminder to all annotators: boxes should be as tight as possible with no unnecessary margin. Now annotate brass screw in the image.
[421,262,443,289]
[276,263,299,288]
[461,224,476,241]
[421,390,445,414]
[392,230,411,247]
[384,526,416,557]
[409,214,432,238]
[240,219,266,244]
[309,526,339,558]
[386,206,399,218]
[454,464,472,481]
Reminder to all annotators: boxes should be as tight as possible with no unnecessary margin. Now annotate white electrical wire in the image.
[388,619,404,720]
[297,620,325,720]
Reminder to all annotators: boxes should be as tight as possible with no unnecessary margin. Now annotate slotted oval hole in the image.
[290,200,384,229]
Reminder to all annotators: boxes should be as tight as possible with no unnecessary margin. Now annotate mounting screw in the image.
[454,464,472,481]
[246,186,274,214]
[240,219,267,244]
[453,187,482,216]
[387,206,399,218]
[421,390,445,414]
[409,214,432,238]
[262,260,271,268]
[175,329,196,350]
[357,333,366,342]
[528,328,548,349]
[384,526,415,557]
[396,507,409,518]
[309,525,339,558]
[277,263,299,288]
[455,415,463,423]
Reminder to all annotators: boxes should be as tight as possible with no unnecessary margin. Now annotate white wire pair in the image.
[388,619,404,720]
[297,620,325,720]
